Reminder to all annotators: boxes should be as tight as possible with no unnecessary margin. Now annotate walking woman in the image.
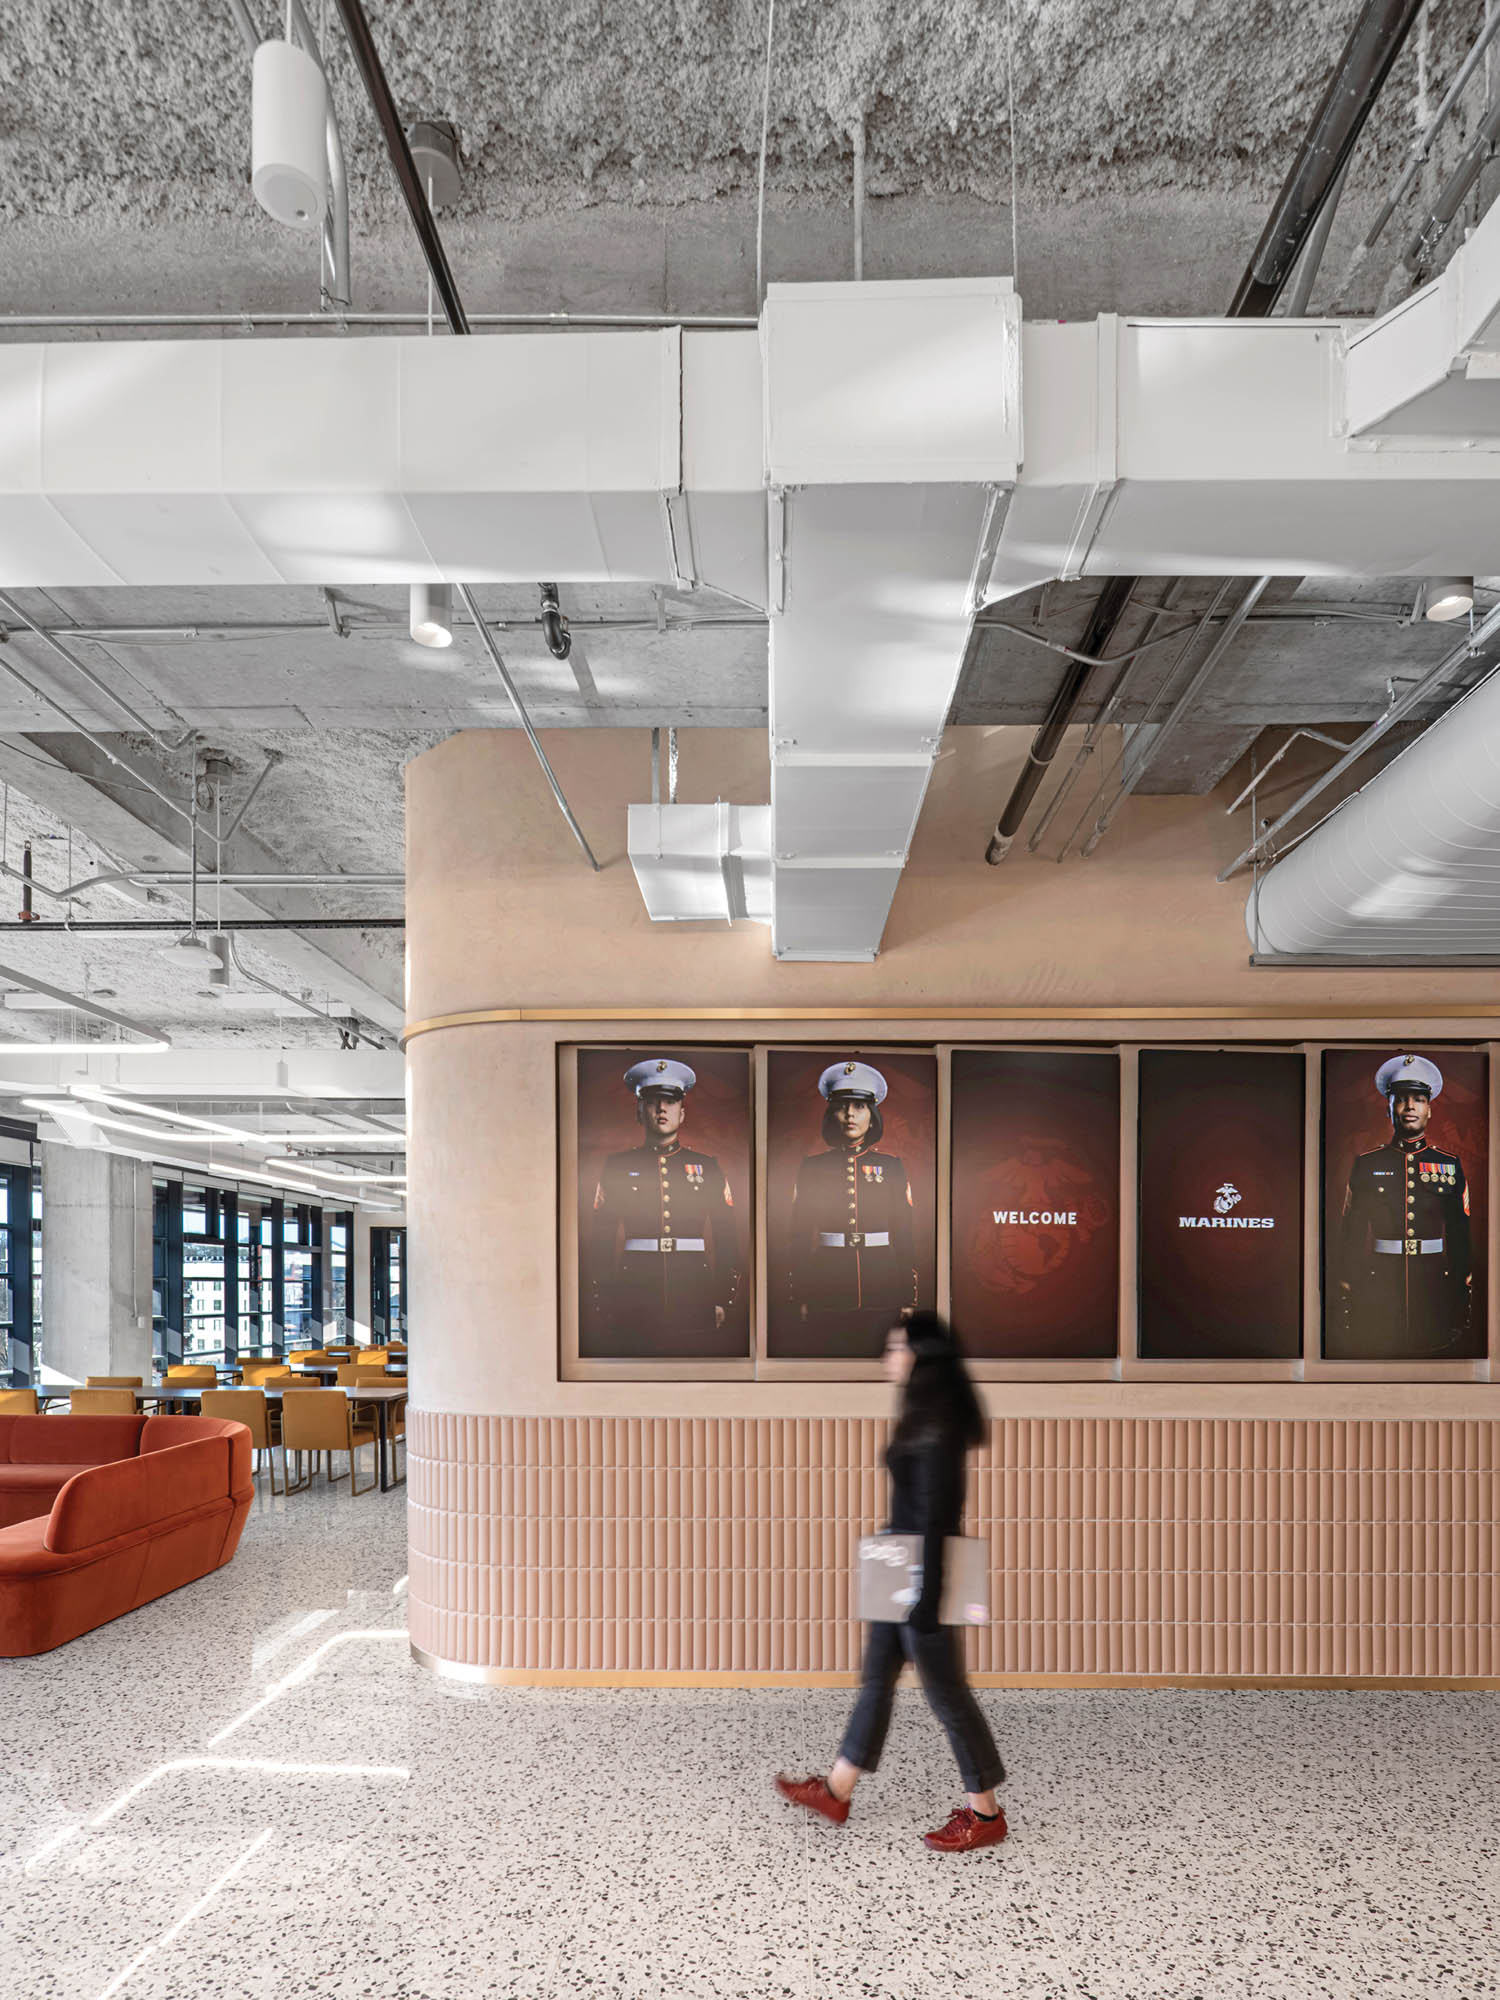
[775,1311,1007,1853]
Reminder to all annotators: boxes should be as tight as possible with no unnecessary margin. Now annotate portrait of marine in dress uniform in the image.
[576,1050,749,1360]
[766,1051,937,1360]
[1329,1051,1486,1361]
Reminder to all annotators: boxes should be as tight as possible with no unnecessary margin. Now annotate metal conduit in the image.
[1228,0,1425,315]
[1218,599,1500,881]
[0,310,756,333]
[1401,87,1500,273]
[330,0,600,871]
[1353,6,1500,263]
[0,589,197,753]
[330,0,469,335]
[983,0,1422,864]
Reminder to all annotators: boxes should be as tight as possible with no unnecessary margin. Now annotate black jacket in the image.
[885,1423,967,1629]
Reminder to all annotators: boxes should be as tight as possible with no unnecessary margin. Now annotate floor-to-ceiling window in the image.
[181,1185,232,1365]
[327,1210,352,1341]
[370,1226,406,1342]
[282,1201,323,1347]
[0,1162,37,1387]
[152,1179,183,1369]
[153,1179,323,1364]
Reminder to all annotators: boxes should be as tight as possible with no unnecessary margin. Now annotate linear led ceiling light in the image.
[409,583,453,649]
[260,1157,406,1186]
[1425,576,1475,623]
[67,1087,268,1145]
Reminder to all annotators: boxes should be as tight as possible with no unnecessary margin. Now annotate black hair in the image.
[822,1100,884,1150]
[890,1311,986,1451]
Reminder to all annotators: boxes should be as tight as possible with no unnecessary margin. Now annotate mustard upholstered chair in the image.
[279,1389,377,1496]
[86,1376,144,1388]
[240,1362,294,1386]
[68,1388,138,1415]
[200,1388,283,1493]
[165,1364,217,1383]
[0,1388,38,1414]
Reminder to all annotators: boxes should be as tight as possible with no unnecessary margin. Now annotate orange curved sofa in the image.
[0,1413,254,1657]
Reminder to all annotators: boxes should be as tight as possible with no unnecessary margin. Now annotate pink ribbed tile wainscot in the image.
[406,1411,1500,1682]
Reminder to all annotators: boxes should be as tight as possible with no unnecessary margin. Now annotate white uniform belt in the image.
[1373,1238,1444,1255]
[624,1237,706,1253]
[817,1230,890,1248]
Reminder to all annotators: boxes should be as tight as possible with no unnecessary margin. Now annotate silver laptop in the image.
[855,1533,990,1627]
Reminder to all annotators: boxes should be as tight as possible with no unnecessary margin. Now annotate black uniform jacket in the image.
[885,1423,967,1628]
[590,1140,739,1337]
[1340,1138,1471,1351]
[787,1143,917,1316]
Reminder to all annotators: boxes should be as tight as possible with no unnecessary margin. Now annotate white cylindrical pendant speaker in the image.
[252,40,329,231]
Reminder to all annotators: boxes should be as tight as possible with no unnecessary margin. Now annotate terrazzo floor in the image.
[2,1468,1497,1999]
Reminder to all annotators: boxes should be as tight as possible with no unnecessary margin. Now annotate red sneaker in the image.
[923,1805,1008,1853]
[774,1773,850,1825]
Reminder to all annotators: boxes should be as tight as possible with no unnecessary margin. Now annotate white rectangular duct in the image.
[987,309,1500,601]
[1344,183,1500,439]
[763,278,1021,960]
[0,332,686,587]
[627,802,771,924]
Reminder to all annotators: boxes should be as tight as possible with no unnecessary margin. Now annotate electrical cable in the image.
[755,0,776,306]
[1005,0,1020,282]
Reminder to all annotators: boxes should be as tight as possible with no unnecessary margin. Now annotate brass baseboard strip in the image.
[409,1649,1500,1692]
[403,1003,1500,1046]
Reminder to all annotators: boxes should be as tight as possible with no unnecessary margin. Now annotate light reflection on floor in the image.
[2,1469,1496,1998]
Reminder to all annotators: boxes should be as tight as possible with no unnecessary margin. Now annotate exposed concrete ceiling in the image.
[2,2,1499,1038]
[2,2,1494,322]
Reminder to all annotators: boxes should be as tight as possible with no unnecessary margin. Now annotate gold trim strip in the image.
[408,1648,1500,1692]
[403,1002,1500,1046]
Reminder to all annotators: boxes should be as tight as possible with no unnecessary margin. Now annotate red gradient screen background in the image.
[950,1049,1119,1358]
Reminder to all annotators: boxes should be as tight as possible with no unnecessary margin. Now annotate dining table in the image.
[125,1381,409,1493]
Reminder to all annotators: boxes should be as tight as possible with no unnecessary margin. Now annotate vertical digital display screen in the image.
[1322,1047,1488,1362]
[950,1049,1119,1359]
[576,1046,752,1359]
[766,1048,938,1360]
[1138,1049,1304,1360]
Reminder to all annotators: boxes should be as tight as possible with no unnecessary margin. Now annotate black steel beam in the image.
[1229,0,1425,316]
[330,0,469,335]
[985,0,1423,861]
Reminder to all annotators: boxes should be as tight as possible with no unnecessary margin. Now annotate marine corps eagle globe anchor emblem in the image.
[1213,1183,1242,1215]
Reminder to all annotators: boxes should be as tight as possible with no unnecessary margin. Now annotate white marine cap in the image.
[817,1060,888,1104]
[623,1057,697,1098]
[1374,1052,1443,1101]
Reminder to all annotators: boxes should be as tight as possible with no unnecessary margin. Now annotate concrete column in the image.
[40,1147,154,1384]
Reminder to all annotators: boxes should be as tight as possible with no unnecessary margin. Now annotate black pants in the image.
[838,1621,1005,1796]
